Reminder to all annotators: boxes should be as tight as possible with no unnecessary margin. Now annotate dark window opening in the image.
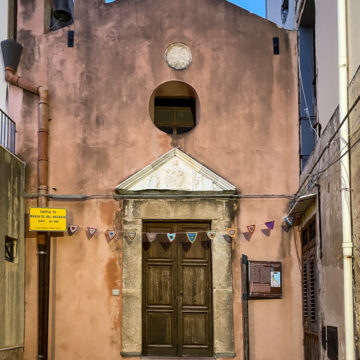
[302,218,320,358]
[281,0,289,23]
[154,97,195,135]
[302,218,317,332]
[5,236,17,262]
[327,326,338,360]
[299,0,317,172]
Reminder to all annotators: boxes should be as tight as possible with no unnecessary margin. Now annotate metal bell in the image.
[53,0,73,22]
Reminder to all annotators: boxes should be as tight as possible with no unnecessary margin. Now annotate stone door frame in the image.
[120,198,235,358]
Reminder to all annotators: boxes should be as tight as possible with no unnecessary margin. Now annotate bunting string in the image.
[65,216,297,242]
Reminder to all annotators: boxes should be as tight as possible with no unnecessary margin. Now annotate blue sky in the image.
[227,0,265,17]
[104,0,266,18]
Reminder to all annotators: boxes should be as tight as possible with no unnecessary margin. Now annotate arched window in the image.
[149,81,199,135]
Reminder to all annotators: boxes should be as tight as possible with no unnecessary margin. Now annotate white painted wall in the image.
[348,0,360,81]
[315,0,339,128]
[266,0,296,30]
[267,0,359,127]
[0,0,9,112]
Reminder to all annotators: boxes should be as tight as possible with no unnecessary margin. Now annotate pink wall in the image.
[9,0,301,359]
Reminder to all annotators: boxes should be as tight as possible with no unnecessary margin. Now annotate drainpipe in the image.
[337,1,355,359]
[1,40,50,360]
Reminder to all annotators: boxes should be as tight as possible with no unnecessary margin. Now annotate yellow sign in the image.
[29,208,67,232]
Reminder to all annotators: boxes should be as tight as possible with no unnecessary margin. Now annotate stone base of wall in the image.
[0,348,24,360]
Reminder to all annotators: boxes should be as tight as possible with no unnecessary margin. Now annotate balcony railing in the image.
[0,109,16,154]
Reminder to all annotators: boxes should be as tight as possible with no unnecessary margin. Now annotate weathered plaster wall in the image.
[350,67,360,356]
[0,146,25,357]
[298,106,346,359]
[0,0,9,111]
[9,0,301,359]
[314,0,339,129]
[347,0,360,83]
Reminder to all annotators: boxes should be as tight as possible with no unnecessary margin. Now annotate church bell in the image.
[53,0,73,22]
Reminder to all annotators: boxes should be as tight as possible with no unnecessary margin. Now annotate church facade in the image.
[5,0,302,359]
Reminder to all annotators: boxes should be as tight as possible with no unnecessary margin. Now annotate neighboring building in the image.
[0,0,16,111]
[3,0,304,359]
[1,2,26,360]
[266,0,296,30]
[268,0,360,358]
[0,145,25,360]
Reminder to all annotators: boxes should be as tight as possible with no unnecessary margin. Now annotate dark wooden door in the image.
[302,219,320,360]
[142,222,213,357]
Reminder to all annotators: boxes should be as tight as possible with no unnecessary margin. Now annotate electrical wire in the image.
[22,193,295,200]
[298,43,318,136]
[296,94,360,196]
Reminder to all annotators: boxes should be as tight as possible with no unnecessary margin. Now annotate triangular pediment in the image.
[115,148,236,193]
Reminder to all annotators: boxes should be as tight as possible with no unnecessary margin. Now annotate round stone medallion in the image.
[164,43,192,70]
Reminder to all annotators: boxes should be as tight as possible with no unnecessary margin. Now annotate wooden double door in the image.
[142,222,213,357]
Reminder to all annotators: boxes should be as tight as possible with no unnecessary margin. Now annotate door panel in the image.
[143,223,177,356]
[147,265,173,305]
[178,225,212,357]
[143,222,213,357]
[182,266,207,306]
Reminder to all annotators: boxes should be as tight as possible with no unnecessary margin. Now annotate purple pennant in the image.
[68,224,79,235]
[146,232,157,242]
[265,221,275,230]
[242,232,252,241]
[223,234,232,243]
[167,233,176,243]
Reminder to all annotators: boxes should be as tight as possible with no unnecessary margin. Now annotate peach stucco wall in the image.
[9,0,301,359]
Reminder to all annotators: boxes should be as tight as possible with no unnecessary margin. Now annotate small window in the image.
[154,97,195,135]
[5,236,17,262]
[150,81,199,135]
[281,0,289,23]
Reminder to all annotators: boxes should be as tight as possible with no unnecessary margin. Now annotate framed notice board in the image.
[248,261,282,299]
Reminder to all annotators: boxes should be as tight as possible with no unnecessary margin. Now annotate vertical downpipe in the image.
[337,0,355,359]
[37,86,50,360]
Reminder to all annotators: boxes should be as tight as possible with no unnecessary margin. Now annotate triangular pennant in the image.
[242,232,252,241]
[284,216,294,226]
[223,234,232,243]
[206,230,216,240]
[226,228,237,238]
[127,232,136,241]
[167,233,176,243]
[146,232,157,242]
[282,224,291,233]
[187,232,198,244]
[261,228,271,237]
[265,221,275,230]
[107,230,116,240]
[68,224,79,235]
[247,225,256,234]
[87,227,97,238]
